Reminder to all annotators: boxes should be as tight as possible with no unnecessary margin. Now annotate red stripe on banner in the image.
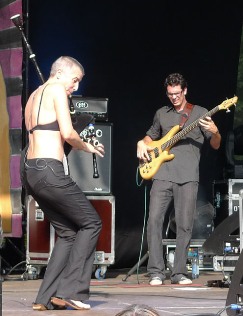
[8,96,22,129]
[0,48,23,78]
[0,0,22,31]
[10,155,21,188]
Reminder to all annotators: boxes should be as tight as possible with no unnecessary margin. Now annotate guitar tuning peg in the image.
[226,109,231,113]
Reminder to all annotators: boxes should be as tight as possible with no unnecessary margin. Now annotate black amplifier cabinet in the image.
[68,123,113,195]
[213,179,243,226]
[71,96,108,121]
[202,179,243,257]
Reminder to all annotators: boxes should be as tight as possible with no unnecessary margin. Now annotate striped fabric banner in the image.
[0,0,23,235]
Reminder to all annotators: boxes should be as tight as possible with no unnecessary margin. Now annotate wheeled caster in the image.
[95,265,107,280]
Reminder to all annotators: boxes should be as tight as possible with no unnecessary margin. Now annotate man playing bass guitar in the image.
[137,73,221,285]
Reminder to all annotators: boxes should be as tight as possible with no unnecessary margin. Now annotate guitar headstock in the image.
[219,96,238,111]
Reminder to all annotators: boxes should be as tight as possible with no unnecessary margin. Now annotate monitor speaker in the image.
[226,248,243,316]
[67,122,112,195]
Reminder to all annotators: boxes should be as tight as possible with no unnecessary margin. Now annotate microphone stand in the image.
[10,14,45,84]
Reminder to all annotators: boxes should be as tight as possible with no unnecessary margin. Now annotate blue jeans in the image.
[147,179,198,281]
[24,158,102,309]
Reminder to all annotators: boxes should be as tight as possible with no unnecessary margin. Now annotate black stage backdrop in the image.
[24,1,243,268]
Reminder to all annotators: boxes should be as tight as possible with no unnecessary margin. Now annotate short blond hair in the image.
[50,56,85,76]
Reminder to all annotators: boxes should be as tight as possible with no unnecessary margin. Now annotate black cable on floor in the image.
[135,166,148,284]
[3,260,26,280]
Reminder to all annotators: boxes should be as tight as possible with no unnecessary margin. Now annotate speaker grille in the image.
[67,123,112,195]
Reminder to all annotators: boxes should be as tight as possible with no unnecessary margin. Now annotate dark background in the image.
[23,1,243,268]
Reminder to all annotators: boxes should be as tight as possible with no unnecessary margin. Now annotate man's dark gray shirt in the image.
[146,104,212,183]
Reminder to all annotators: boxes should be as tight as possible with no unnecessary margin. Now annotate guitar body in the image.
[139,125,180,180]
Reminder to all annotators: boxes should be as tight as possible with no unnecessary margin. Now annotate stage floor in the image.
[2,268,232,316]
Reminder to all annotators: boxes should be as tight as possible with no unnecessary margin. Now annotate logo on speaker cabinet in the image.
[94,187,103,191]
[75,101,88,109]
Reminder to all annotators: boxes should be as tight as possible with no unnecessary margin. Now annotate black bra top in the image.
[29,85,60,134]
[29,121,60,133]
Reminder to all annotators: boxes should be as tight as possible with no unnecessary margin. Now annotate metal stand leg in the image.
[122,251,149,281]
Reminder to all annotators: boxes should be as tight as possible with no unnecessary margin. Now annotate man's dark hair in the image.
[164,73,187,90]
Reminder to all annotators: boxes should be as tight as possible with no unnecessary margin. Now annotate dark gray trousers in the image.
[147,179,198,281]
[24,158,102,309]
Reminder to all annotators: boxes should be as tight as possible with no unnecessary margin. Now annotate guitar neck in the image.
[162,105,220,150]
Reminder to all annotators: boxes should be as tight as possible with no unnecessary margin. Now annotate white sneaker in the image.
[70,300,91,309]
[178,276,192,285]
[149,277,163,286]
[51,297,91,310]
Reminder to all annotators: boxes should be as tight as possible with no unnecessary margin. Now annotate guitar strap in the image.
[179,102,194,128]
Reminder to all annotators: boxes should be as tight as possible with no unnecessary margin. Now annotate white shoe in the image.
[70,300,91,309]
[51,297,90,310]
[171,274,192,285]
[149,277,163,286]
[178,277,192,285]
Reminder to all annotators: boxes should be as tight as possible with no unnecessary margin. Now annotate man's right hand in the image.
[137,140,153,162]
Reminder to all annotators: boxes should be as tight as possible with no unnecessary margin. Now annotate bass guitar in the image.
[139,96,238,180]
